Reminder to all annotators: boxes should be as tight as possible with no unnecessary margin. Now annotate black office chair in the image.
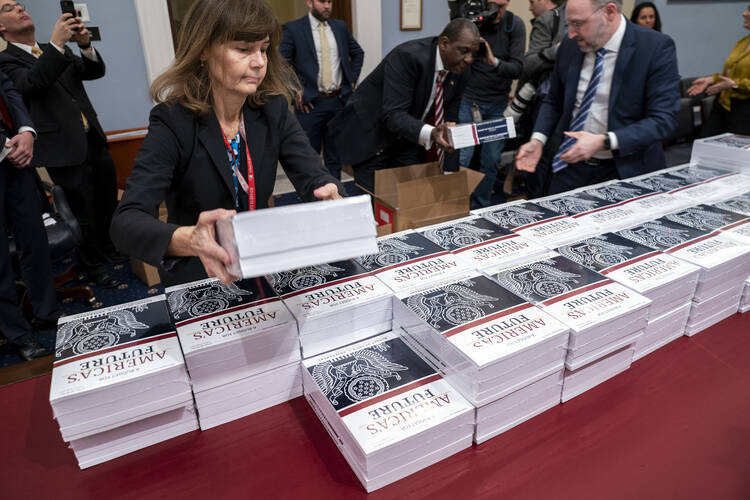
[9,170,96,316]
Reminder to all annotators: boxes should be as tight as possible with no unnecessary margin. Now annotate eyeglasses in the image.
[568,4,604,30]
[0,3,25,13]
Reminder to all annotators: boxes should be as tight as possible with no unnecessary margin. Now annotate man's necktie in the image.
[318,22,333,91]
[31,45,89,130]
[551,47,607,173]
[434,70,446,169]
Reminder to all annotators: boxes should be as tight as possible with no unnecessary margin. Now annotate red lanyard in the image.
[221,119,256,211]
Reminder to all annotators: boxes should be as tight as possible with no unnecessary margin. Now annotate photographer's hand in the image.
[481,38,497,67]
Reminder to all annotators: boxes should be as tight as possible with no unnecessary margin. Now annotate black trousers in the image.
[699,97,750,138]
[352,138,424,194]
[0,162,58,341]
[46,131,119,271]
[294,94,348,180]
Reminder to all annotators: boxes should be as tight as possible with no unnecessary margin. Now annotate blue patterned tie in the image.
[551,47,608,173]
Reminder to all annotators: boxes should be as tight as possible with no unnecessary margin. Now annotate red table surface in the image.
[2,313,749,500]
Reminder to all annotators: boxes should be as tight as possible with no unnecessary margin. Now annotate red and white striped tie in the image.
[434,70,446,170]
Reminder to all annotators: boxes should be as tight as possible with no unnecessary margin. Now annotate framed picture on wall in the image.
[400,0,422,31]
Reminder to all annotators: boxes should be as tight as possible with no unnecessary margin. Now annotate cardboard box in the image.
[364,163,484,233]
[447,117,516,149]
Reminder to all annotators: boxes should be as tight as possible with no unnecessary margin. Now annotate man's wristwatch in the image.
[603,133,611,151]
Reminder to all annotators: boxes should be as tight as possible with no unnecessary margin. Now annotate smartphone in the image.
[60,0,76,17]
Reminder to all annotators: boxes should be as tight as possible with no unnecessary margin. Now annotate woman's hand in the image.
[168,208,238,284]
[314,183,342,200]
[686,76,712,96]
[706,76,737,96]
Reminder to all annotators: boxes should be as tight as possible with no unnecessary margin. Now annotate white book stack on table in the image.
[354,230,472,295]
[617,217,750,336]
[556,233,700,360]
[489,254,651,403]
[690,133,750,172]
[535,190,646,233]
[418,215,549,274]
[627,172,696,213]
[472,200,598,249]
[266,260,393,358]
[392,272,569,444]
[714,193,750,310]
[49,296,196,468]
[166,278,301,430]
[580,182,677,225]
[302,331,474,492]
[661,164,750,204]
[216,195,378,279]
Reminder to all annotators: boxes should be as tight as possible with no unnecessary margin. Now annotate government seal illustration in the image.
[538,196,600,215]
[168,281,254,319]
[558,237,635,268]
[483,205,545,227]
[406,279,500,328]
[267,264,346,291]
[358,236,424,269]
[619,221,691,248]
[665,207,732,231]
[587,184,644,203]
[56,307,150,357]
[422,222,495,248]
[495,261,581,299]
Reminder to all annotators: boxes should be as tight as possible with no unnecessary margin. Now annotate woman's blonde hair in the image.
[150,0,298,113]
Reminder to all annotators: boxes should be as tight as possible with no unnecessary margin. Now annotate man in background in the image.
[280,0,364,181]
[330,18,481,193]
[457,0,525,209]
[516,0,679,194]
[0,2,123,288]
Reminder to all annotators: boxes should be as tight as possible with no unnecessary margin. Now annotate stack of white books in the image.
[714,191,750,218]
[627,172,698,213]
[489,254,651,402]
[690,133,750,172]
[302,331,474,492]
[166,278,301,430]
[662,164,750,204]
[617,218,750,336]
[393,272,569,444]
[354,230,470,295]
[580,182,678,225]
[50,296,196,468]
[418,215,548,274]
[472,200,597,249]
[536,190,645,233]
[216,195,378,279]
[556,233,700,360]
[665,203,750,247]
[741,278,750,314]
[266,260,393,358]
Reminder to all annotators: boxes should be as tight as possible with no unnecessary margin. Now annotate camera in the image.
[448,0,499,30]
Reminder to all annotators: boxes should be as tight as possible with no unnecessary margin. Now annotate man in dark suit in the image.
[0,66,56,360]
[280,0,364,180]
[0,2,123,287]
[516,0,680,195]
[329,18,481,193]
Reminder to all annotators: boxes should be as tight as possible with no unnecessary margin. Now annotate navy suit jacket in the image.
[279,15,364,104]
[534,20,680,179]
[0,68,34,146]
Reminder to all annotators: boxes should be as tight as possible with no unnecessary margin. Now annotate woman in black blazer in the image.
[111,0,342,287]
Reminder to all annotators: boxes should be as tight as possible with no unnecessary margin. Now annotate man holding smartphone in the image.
[0,1,124,288]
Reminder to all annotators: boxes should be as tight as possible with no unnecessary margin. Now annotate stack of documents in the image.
[267,260,393,357]
[536,190,645,233]
[166,278,301,430]
[690,133,750,172]
[50,296,196,468]
[489,254,651,402]
[303,331,474,492]
[393,272,569,444]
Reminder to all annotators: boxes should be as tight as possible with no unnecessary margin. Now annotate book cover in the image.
[304,331,472,455]
[165,277,293,355]
[478,202,592,247]
[491,255,650,331]
[664,205,750,245]
[702,134,750,149]
[714,192,750,216]
[267,260,391,321]
[50,296,184,401]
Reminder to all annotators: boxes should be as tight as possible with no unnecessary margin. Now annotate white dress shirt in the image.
[309,13,342,92]
[418,46,446,149]
[11,40,99,62]
[533,15,627,157]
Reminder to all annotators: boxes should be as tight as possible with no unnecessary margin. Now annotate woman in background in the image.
[111,0,342,286]
[687,4,750,136]
[631,2,661,32]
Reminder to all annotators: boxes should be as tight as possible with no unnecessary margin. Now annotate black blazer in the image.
[279,15,364,104]
[329,37,468,166]
[0,43,107,167]
[110,96,342,287]
[0,68,34,143]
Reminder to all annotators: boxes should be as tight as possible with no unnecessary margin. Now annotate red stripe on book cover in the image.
[443,302,533,338]
[600,250,662,275]
[53,331,178,367]
[665,233,716,254]
[516,214,567,231]
[281,271,377,299]
[720,218,750,231]
[454,234,519,253]
[471,124,480,145]
[669,173,733,193]
[175,296,280,327]
[542,279,613,306]
[374,251,451,274]
[337,373,443,417]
